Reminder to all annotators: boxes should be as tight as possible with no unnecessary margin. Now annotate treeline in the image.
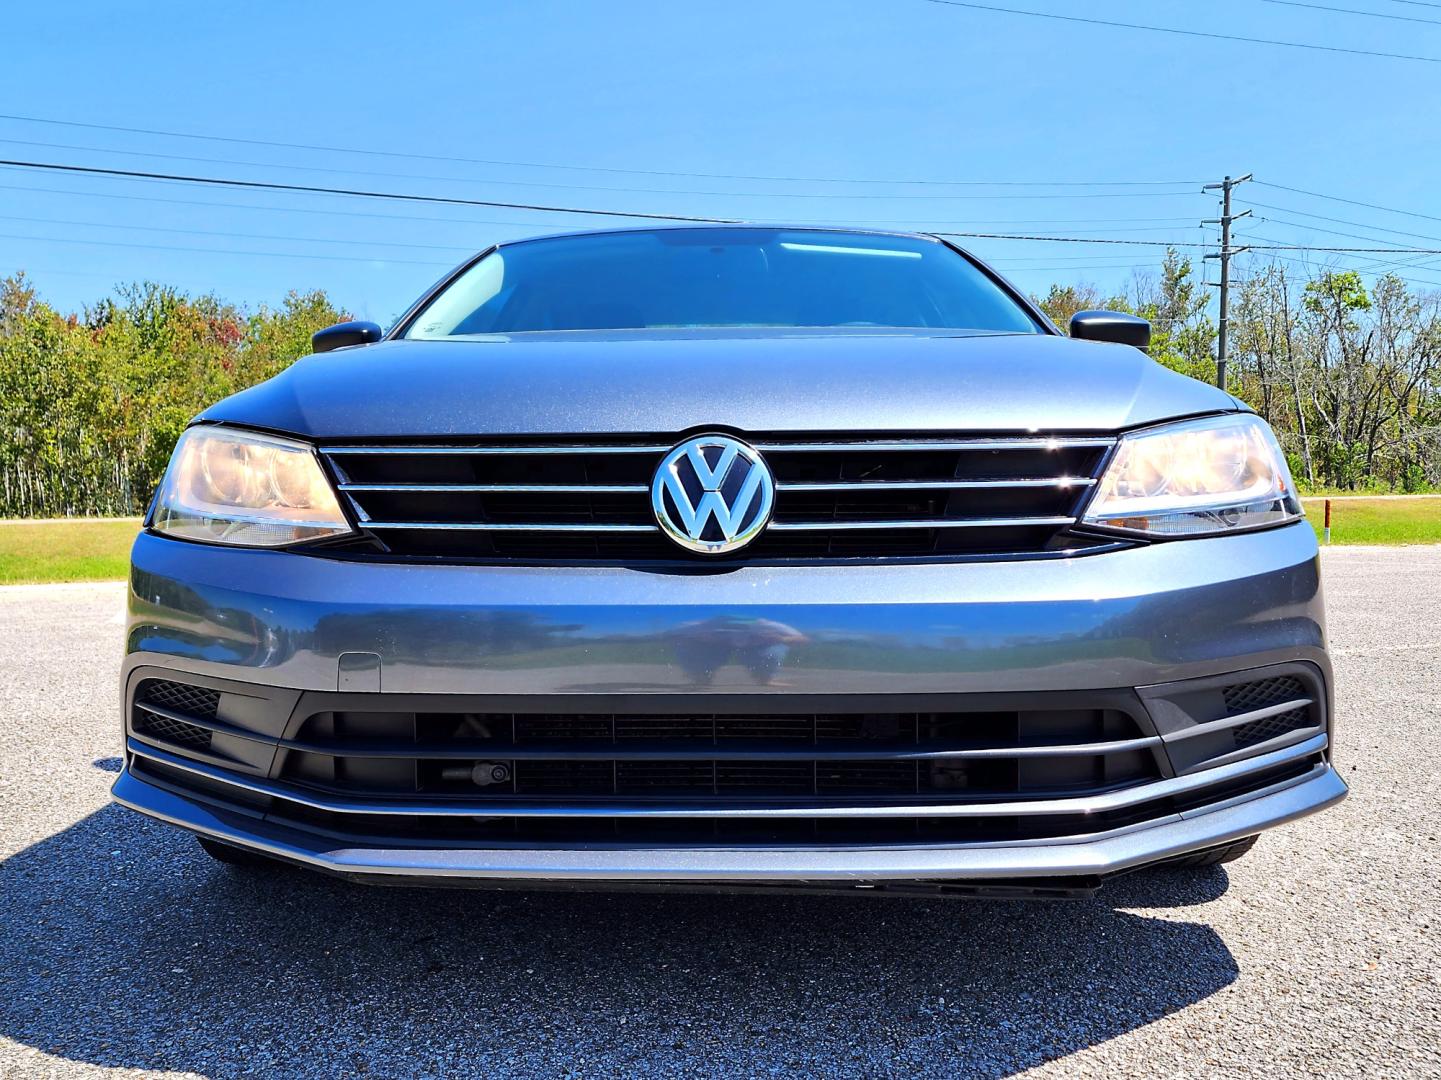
[1,254,1438,518]
[0,275,346,517]
[1035,253,1441,492]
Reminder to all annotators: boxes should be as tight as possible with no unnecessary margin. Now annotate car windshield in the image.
[402,228,1043,336]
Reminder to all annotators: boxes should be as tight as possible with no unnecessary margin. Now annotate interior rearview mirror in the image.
[1068,310,1151,350]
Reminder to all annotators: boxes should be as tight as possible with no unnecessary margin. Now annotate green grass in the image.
[0,500,1437,584]
[1301,497,1441,546]
[0,518,140,584]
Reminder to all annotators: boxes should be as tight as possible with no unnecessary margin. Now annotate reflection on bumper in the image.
[126,522,1327,697]
[113,763,1346,884]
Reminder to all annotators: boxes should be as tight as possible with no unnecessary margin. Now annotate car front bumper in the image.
[115,521,1345,889]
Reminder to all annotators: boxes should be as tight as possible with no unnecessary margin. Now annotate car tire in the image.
[1165,835,1259,868]
[196,835,282,869]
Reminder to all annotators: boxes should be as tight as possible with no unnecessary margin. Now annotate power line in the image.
[0,159,738,222]
[918,0,1441,62]
[0,213,479,253]
[5,159,1437,258]
[1254,213,1437,250]
[0,183,612,229]
[0,231,455,267]
[1261,0,1441,24]
[0,180,1202,229]
[937,229,1441,253]
[0,156,1203,204]
[1238,244,1441,288]
[0,112,1205,189]
[1253,180,1441,225]
[936,231,1211,247]
[1250,217,1441,277]
[0,137,1210,202]
[1248,200,1441,244]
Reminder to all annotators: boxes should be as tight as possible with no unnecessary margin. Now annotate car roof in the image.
[492,223,954,251]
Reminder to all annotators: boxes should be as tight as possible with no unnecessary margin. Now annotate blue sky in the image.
[3,0,1440,323]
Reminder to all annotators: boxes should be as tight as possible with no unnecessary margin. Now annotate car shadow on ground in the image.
[1,774,1239,1078]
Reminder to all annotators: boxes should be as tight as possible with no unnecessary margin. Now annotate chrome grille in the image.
[320,433,1115,561]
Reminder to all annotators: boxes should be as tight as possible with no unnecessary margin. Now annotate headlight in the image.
[1081,413,1302,537]
[151,427,353,547]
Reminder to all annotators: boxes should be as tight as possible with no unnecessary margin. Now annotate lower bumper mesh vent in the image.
[135,711,213,750]
[140,680,220,719]
[132,680,219,750]
[1224,676,1305,716]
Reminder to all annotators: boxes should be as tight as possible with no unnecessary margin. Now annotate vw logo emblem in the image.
[652,434,775,555]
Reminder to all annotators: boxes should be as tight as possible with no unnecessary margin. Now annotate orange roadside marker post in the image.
[1324,499,1331,545]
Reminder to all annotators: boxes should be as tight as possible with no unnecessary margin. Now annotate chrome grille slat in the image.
[751,437,1116,452]
[338,478,1094,494]
[769,516,1077,532]
[339,483,650,493]
[778,477,1096,492]
[324,437,1115,455]
[360,521,660,532]
[327,444,673,455]
[321,432,1116,561]
[126,735,1328,818]
[357,517,1078,533]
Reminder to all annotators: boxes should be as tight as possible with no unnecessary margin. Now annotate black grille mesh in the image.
[140,680,220,719]
[1233,707,1313,749]
[1223,676,1304,715]
[133,680,219,750]
[135,712,213,750]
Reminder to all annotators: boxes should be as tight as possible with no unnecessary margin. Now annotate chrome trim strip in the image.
[324,444,670,455]
[1173,726,1326,776]
[340,480,1093,494]
[752,437,1116,452]
[280,735,1164,762]
[111,763,1348,881]
[777,478,1096,492]
[323,437,1115,457]
[358,516,1078,533]
[339,483,649,494]
[126,732,1326,819]
[360,521,660,533]
[768,516,1076,532]
[1163,698,1315,741]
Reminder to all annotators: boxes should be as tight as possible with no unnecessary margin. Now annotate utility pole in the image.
[1203,173,1252,391]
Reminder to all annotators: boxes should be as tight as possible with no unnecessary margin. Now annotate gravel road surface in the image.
[1,547,1438,1078]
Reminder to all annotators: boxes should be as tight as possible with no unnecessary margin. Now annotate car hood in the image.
[200,328,1236,438]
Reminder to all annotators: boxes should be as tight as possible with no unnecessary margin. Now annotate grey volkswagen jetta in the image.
[114,226,1346,897]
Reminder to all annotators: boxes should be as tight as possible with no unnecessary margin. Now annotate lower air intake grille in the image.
[132,680,219,750]
[278,706,1162,801]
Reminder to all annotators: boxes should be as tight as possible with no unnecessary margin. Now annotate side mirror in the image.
[311,320,384,354]
[1068,310,1151,350]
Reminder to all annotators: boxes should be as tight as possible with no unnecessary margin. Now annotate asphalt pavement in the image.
[1,546,1438,1078]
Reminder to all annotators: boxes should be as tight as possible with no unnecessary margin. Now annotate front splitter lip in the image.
[111,764,1347,885]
